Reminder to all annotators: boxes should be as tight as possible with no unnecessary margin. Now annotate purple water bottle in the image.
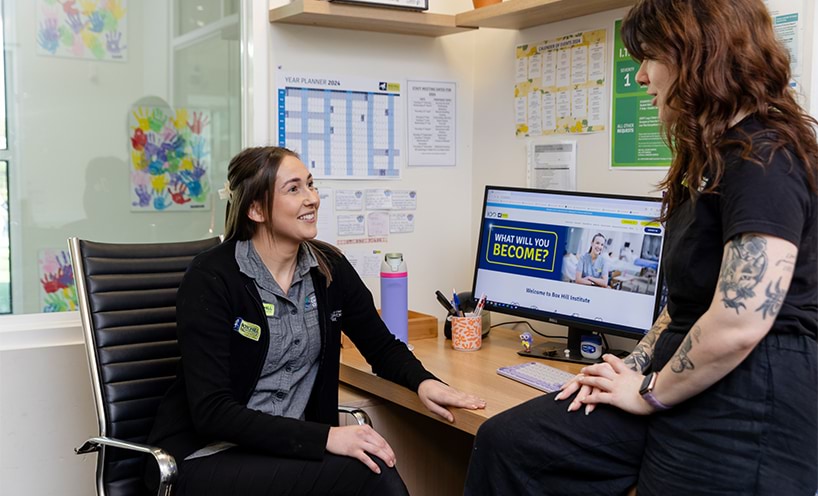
[380,253,408,344]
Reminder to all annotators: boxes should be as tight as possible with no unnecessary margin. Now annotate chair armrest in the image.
[75,436,177,496]
[338,406,372,426]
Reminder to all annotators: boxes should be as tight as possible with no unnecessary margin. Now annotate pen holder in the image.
[448,315,482,351]
[444,291,491,339]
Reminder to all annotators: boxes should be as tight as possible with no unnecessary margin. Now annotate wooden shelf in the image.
[269,0,474,37]
[456,0,635,30]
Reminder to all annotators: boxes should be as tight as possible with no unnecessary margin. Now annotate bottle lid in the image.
[384,253,404,272]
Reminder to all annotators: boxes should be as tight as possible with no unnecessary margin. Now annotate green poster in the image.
[611,19,671,169]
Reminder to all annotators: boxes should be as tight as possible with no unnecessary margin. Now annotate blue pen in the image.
[452,289,463,317]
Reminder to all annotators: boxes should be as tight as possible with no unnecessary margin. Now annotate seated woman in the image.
[146,146,485,495]
[575,232,610,287]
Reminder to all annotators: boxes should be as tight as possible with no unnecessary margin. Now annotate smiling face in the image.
[249,155,319,248]
[635,55,676,124]
[273,155,320,245]
[590,235,605,257]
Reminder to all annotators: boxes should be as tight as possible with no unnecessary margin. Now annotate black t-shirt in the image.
[661,115,818,341]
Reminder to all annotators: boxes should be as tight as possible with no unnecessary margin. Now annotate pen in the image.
[475,293,487,316]
[452,289,463,317]
[435,290,456,314]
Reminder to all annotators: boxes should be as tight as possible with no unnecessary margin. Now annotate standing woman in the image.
[465,0,818,494]
[147,147,485,495]
[575,232,610,287]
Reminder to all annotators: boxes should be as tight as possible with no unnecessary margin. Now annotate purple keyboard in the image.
[497,362,576,393]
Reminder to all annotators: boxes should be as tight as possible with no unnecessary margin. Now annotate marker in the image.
[435,290,456,314]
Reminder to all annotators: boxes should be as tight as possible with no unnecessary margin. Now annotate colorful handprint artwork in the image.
[129,106,211,212]
[36,0,127,61]
[38,249,78,313]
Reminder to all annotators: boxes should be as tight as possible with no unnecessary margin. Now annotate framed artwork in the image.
[128,106,211,212]
[38,248,77,313]
[36,0,128,61]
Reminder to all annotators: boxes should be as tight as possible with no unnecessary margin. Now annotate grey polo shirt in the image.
[237,239,322,419]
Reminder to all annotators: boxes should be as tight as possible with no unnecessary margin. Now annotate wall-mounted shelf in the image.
[269,0,474,37]
[456,0,635,30]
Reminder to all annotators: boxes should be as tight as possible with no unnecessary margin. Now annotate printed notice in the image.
[337,214,366,237]
[365,189,393,210]
[610,19,671,168]
[277,72,402,179]
[391,190,417,210]
[527,141,577,191]
[335,189,364,211]
[408,80,456,167]
[389,213,415,233]
[515,29,607,136]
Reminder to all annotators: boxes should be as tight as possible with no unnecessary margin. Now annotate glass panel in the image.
[0,3,6,150]
[4,1,242,314]
[173,29,241,232]
[0,160,8,314]
[224,0,240,16]
[175,0,226,36]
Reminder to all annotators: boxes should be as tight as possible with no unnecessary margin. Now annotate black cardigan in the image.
[147,239,437,463]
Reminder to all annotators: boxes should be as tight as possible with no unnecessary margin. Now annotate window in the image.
[3,0,241,315]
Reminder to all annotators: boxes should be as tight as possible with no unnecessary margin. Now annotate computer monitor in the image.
[471,186,666,365]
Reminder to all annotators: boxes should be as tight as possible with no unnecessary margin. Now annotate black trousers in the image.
[465,333,818,496]
[175,449,409,496]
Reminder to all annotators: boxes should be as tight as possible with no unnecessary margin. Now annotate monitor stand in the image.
[517,326,629,365]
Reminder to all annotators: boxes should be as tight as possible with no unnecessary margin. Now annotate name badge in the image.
[263,303,275,316]
[233,318,261,342]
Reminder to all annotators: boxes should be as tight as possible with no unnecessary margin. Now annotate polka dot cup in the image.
[449,315,482,351]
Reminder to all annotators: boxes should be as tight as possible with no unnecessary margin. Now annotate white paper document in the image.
[335,189,365,211]
[527,141,577,191]
[407,80,456,167]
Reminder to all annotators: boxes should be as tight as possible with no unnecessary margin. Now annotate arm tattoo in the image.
[756,277,785,319]
[719,234,767,314]
[624,308,671,372]
[670,325,701,373]
[776,254,796,273]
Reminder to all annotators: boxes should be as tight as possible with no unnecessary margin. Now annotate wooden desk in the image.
[340,325,582,435]
[339,326,581,495]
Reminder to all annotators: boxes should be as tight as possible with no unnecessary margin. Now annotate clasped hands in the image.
[327,380,485,473]
[554,354,655,416]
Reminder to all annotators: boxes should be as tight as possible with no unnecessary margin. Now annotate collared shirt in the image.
[237,239,321,419]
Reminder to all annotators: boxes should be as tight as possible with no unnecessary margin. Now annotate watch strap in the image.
[641,390,671,411]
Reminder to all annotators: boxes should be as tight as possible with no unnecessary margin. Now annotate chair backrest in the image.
[70,237,221,496]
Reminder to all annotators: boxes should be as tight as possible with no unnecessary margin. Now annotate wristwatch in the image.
[639,372,671,411]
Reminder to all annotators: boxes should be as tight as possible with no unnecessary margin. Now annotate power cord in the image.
[490,320,568,341]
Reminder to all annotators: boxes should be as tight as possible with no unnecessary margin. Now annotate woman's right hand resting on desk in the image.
[327,424,396,474]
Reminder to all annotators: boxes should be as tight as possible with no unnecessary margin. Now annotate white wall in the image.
[0,314,94,496]
[267,0,479,324]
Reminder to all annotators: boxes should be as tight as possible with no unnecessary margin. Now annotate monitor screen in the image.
[472,186,665,360]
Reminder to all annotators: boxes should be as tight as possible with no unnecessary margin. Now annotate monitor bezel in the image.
[471,185,665,343]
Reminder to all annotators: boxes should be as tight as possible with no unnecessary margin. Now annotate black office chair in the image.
[70,237,371,496]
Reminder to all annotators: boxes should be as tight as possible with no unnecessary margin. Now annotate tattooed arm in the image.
[577,233,797,415]
[622,307,671,373]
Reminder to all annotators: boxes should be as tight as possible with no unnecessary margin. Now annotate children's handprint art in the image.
[38,249,78,313]
[129,106,211,212]
[36,0,127,61]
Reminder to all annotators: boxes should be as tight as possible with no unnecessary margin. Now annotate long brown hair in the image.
[622,0,818,221]
[223,146,340,285]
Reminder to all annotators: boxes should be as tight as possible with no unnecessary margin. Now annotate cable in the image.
[490,320,567,341]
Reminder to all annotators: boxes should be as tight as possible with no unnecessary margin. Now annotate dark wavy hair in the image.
[223,146,339,285]
[622,0,818,221]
